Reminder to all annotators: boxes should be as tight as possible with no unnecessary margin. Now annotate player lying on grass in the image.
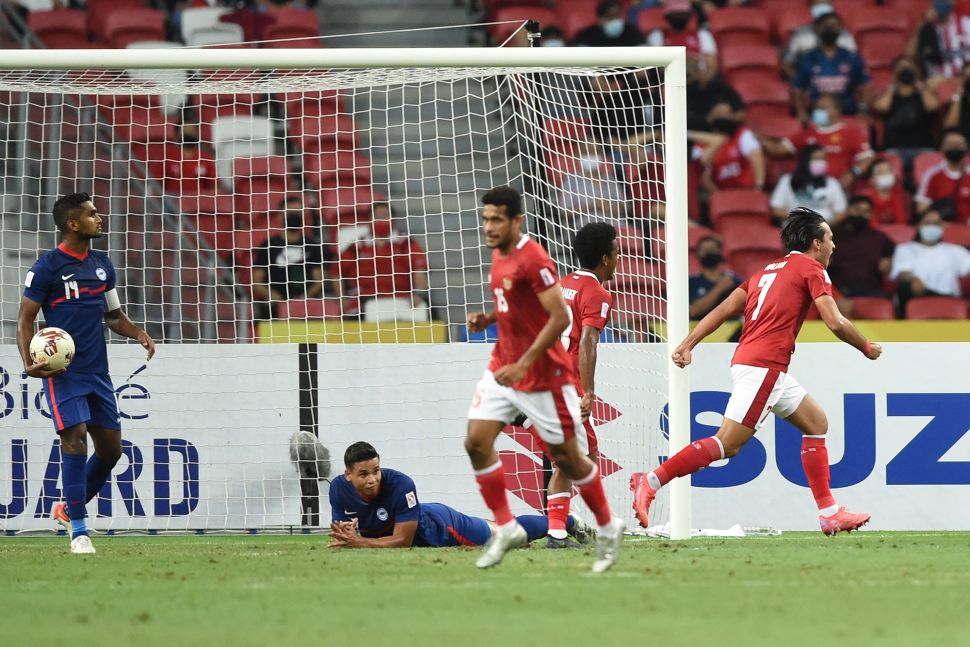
[631,207,879,535]
[329,442,596,549]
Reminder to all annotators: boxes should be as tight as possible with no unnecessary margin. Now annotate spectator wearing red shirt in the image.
[914,129,970,221]
[163,130,218,197]
[339,203,429,308]
[693,102,765,193]
[645,0,718,85]
[860,158,911,226]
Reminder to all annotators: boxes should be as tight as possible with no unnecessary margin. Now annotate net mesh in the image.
[0,60,671,533]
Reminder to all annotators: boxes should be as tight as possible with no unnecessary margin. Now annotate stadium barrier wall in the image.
[2,342,968,531]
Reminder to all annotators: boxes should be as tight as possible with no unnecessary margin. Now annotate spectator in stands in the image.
[827,195,895,297]
[792,10,871,120]
[688,236,742,320]
[860,158,910,226]
[873,56,940,169]
[693,101,765,193]
[761,93,873,191]
[942,62,970,140]
[163,128,218,197]
[557,145,627,225]
[646,0,719,85]
[587,73,659,157]
[908,0,969,81]
[339,205,429,310]
[914,129,970,220]
[574,0,644,47]
[891,206,970,314]
[541,26,566,48]
[770,144,847,224]
[251,210,335,320]
[781,2,857,82]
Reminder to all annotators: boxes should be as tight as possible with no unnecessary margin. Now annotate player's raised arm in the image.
[493,284,569,387]
[671,286,747,368]
[16,295,65,378]
[813,295,881,359]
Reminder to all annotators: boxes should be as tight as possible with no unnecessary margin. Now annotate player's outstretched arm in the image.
[672,287,747,368]
[104,308,155,360]
[493,285,569,387]
[814,295,882,359]
[16,296,65,378]
[329,520,418,548]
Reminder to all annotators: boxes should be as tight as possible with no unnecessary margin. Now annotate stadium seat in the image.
[728,248,783,278]
[748,114,802,140]
[363,297,430,323]
[636,8,667,36]
[211,116,274,182]
[303,150,372,190]
[28,10,89,49]
[291,114,358,153]
[943,223,970,249]
[732,77,790,114]
[709,189,771,228]
[104,8,166,49]
[277,298,343,319]
[185,22,245,48]
[687,225,717,251]
[719,45,781,85]
[878,223,916,245]
[850,296,896,320]
[233,156,292,215]
[613,257,665,297]
[707,7,771,47]
[616,223,646,256]
[86,0,142,41]
[773,5,812,44]
[905,296,969,320]
[859,31,909,70]
[490,6,558,44]
[186,211,236,257]
[180,6,229,44]
[319,185,378,226]
[278,90,342,120]
[839,5,909,38]
[720,221,781,253]
[264,7,320,43]
[555,0,599,43]
[913,151,945,187]
[195,91,260,144]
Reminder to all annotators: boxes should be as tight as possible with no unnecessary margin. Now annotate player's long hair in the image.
[781,207,826,253]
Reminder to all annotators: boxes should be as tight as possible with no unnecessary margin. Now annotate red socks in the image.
[574,465,612,527]
[474,462,515,526]
[801,436,836,510]
[546,493,570,538]
[654,437,723,486]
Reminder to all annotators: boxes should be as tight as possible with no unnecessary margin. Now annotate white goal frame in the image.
[0,46,691,539]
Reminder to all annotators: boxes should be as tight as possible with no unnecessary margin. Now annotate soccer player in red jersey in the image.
[631,207,881,535]
[465,187,624,572]
[544,222,618,548]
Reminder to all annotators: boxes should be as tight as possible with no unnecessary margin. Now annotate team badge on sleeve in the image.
[539,268,555,287]
[405,491,417,508]
[96,268,107,280]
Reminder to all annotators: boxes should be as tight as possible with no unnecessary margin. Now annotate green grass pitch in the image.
[2,532,968,646]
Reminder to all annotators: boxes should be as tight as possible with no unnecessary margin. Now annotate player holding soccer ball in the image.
[465,186,623,573]
[631,207,880,535]
[16,193,155,554]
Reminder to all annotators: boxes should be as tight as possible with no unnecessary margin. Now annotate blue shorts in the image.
[415,503,491,547]
[42,372,120,433]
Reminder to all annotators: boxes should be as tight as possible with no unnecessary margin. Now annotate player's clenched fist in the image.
[865,342,882,360]
[671,344,692,368]
[466,311,492,333]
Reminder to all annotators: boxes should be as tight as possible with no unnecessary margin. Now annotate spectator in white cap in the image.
[781,0,857,81]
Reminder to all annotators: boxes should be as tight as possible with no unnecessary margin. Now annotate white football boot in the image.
[591,517,624,574]
[476,522,528,569]
[70,534,96,555]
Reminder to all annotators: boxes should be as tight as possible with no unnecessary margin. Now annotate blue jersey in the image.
[24,244,116,374]
[793,46,870,115]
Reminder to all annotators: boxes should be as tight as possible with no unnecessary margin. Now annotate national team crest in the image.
[376,507,389,521]
[503,277,512,290]
[96,268,107,280]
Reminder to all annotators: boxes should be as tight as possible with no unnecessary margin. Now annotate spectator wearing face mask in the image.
[770,144,847,224]
[890,206,970,314]
[827,195,895,297]
[914,129,970,220]
[873,56,940,169]
[941,61,970,140]
[692,101,765,193]
[908,0,970,81]
[781,2,858,82]
[859,158,910,226]
[792,10,871,121]
[646,0,719,84]
[688,235,742,320]
[557,146,627,226]
[574,0,644,47]
[541,25,566,49]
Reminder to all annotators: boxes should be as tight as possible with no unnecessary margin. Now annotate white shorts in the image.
[723,364,807,431]
[467,370,585,450]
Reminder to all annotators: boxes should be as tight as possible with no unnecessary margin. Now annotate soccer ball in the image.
[29,327,75,371]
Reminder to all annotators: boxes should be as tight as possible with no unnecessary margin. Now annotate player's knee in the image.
[722,443,741,458]
[59,431,87,455]
[464,435,486,461]
[99,447,122,466]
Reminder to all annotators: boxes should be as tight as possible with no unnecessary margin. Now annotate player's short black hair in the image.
[344,441,379,469]
[573,222,617,270]
[52,192,92,233]
[847,194,873,209]
[482,186,522,220]
[781,207,827,253]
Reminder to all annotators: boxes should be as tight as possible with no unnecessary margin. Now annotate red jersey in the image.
[788,123,871,180]
[860,186,909,226]
[487,236,576,392]
[732,252,833,372]
[915,161,970,221]
[163,150,217,196]
[339,234,428,299]
[560,271,613,383]
[708,127,760,190]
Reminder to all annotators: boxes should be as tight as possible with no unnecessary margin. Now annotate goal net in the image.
[0,47,688,536]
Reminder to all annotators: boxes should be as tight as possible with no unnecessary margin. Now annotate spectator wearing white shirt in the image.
[770,144,847,225]
[890,207,970,314]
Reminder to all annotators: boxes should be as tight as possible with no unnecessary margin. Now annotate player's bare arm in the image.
[493,285,569,387]
[813,295,882,360]
[104,308,155,360]
[578,324,600,421]
[329,519,418,548]
[16,295,65,378]
[466,310,497,333]
[672,287,747,368]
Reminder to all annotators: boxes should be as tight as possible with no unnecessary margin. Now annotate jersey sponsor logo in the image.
[24,271,34,287]
[96,268,107,280]
[539,267,556,287]
[61,273,75,281]
[405,491,417,508]
[376,507,389,521]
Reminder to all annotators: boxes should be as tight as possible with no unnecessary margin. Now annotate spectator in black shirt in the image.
[873,56,940,170]
[574,0,645,48]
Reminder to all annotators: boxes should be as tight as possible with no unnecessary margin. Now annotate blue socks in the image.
[85,453,116,502]
[61,453,88,537]
[516,515,550,542]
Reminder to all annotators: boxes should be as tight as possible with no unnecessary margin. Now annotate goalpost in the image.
[0,46,690,539]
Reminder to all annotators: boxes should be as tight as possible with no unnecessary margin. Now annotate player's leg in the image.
[778,389,870,535]
[545,418,598,547]
[84,375,124,503]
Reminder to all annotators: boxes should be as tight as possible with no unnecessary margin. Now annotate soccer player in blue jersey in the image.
[329,442,594,549]
[16,193,155,554]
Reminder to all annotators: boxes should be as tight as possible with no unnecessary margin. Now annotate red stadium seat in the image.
[303,150,372,189]
[104,8,165,49]
[291,114,357,152]
[719,44,781,85]
[732,77,790,113]
[720,221,781,253]
[748,114,802,140]
[556,0,599,42]
[319,185,378,226]
[913,151,945,188]
[28,10,89,48]
[728,248,784,278]
[905,296,969,320]
[276,298,343,319]
[86,0,142,41]
[709,189,771,229]
[616,223,646,256]
[858,31,910,70]
[688,225,717,251]
[233,156,291,215]
[707,7,771,47]
[637,8,667,36]
[195,92,260,144]
[263,7,320,43]
[850,296,896,320]
[614,257,665,297]
[877,223,916,245]
[839,5,909,37]
[278,90,341,120]
[490,6,557,44]
[943,223,970,249]
[773,6,812,44]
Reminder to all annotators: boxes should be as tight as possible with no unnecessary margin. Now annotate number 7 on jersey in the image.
[751,273,777,321]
